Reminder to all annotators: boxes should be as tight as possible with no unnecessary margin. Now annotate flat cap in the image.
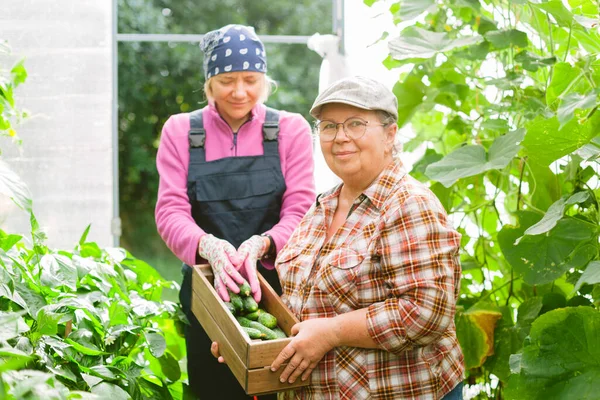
[310,76,398,120]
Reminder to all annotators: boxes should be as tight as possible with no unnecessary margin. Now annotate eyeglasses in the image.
[316,117,386,142]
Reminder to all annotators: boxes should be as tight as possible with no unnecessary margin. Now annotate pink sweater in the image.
[155,103,316,267]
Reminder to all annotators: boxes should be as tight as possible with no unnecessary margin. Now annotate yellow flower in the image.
[8,128,16,137]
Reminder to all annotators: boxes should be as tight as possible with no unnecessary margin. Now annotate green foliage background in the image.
[117,0,332,285]
[371,0,600,398]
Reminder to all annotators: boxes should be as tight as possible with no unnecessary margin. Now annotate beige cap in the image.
[310,76,398,120]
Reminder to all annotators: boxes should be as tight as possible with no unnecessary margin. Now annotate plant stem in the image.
[517,156,527,211]
[563,23,572,62]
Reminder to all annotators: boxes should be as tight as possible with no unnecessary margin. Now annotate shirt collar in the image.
[207,102,265,124]
[316,159,407,211]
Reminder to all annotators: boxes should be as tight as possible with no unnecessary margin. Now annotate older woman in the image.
[215,76,464,399]
[156,24,315,399]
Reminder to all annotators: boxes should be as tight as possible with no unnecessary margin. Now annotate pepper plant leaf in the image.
[0,159,32,212]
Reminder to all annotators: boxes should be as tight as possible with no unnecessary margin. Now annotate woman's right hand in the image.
[198,234,246,301]
[211,341,226,364]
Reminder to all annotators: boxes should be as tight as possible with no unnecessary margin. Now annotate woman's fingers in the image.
[270,343,296,372]
[286,358,311,384]
[210,342,226,364]
[301,362,317,382]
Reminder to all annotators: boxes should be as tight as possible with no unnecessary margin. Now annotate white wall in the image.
[0,0,115,248]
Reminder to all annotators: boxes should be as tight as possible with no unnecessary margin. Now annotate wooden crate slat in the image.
[246,366,309,395]
[191,291,247,389]
[258,272,299,333]
[246,338,290,369]
[192,266,250,363]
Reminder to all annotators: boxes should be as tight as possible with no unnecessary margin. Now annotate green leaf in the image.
[389,0,435,22]
[10,59,27,87]
[546,62,583,106]
[516,192,590,243]
[521,113,600,166]
[40,254,78,291]
[36,306,63,335]
[158,351,181,382]
[146,332,167,358]
[574,261,600,292]
[517,297,543,325]
[454,41,491,61]
[481,118,509,132]
[0,159,32,212]
[108,301,130,327]
[557,90,599,128]
[514,51,556,72]
[484,29,528,49]
[91,382,132,399]
[504,307,600,400]
[0,229,22,252]
[388,26,481,60]
[65,338,106,356]
[532,0,576,27]
[46,364,78,383]
[498,212,597,285]
[575,136,600,160]
[13,283,46,318]
[81,373,103,389]
[80,242,103,258]
[89,365,121,380]
[78,224,92,245]
[425,129,525,187]
[0,311,29,341]
[392,74,426,128]
[363,0,378,6]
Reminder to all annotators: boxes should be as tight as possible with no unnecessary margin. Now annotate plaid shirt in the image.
[276,160,464,399]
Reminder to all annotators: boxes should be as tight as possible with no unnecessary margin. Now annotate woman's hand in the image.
[210,341,226,364]
[198,234,245,301]
[237,235,269,302]
[270,318,338,384]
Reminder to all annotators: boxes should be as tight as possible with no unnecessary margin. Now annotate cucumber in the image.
[272,327,287,339]
[243,296,259,313]
[237,317,279,340]
[223,302,236,315]
[258,312,277,329]
[239,281,252,297]
[228,291,244,314]
[236,316,254,328]
[244,309,264,321]
[242,326,265,340]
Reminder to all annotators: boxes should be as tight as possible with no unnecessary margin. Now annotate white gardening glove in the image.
[198,234,245,301]
[237,235,270,302]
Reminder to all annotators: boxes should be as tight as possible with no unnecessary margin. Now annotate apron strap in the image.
[189,107,280,162]
[189,109,207,163]
[263,107,280,156]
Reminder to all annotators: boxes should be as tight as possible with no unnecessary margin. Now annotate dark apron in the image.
[179,108,286,400]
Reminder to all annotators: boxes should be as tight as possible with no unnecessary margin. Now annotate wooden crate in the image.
[191,264,310,395]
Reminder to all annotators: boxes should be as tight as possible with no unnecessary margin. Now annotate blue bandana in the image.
[200,25,267,80]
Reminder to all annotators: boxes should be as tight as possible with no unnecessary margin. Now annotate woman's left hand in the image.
[270,318,338,384]
[237,235,269,301]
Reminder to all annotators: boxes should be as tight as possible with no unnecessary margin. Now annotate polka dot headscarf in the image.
[200,24,267,80]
